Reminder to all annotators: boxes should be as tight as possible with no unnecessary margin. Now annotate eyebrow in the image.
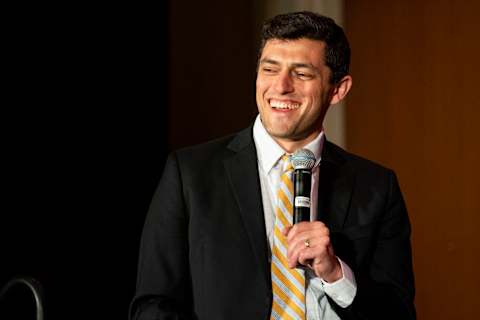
[259,58,280,65]
[259,58,319,73]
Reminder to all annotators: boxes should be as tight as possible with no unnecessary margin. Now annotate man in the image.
[130,11,415,320]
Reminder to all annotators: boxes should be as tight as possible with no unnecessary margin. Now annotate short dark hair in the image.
[259,11,350,84]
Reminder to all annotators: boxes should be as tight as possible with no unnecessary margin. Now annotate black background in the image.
[2,2,169,319]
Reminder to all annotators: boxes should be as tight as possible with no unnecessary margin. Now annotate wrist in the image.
[321,259,342,283]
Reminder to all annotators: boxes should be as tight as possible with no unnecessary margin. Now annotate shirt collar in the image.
[253,115,324,174]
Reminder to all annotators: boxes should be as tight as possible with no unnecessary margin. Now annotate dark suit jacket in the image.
[130,126,415,320]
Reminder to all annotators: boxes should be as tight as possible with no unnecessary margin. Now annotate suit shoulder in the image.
[325,141,395,176]
[170,127,252,168]
[324,142,404,203]
[177,133,236,157]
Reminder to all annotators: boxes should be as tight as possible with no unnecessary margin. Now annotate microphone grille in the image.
[291,149,316,170]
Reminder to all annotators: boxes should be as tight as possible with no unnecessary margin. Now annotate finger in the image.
[285,222,304,242]
[294,235,332,268]
[286,234,307,268]
[297,239,339,278]
[287,226,329,255]
[305,252,342,282]
[287,221,326,242]
[298,250,316,268]
[298,246,328,267]
[282,225,292,236]
[287,232,321,268]
[288,229,313,254]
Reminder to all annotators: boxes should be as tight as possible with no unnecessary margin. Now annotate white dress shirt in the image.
[253,116,357,319]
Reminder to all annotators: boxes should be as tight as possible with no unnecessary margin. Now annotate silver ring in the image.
[304,239,310,248]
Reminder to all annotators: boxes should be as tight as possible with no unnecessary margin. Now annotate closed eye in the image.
[294,71,314,79]
[261,66,278,74]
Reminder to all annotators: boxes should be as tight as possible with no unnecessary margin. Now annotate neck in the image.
[273,131,321,153]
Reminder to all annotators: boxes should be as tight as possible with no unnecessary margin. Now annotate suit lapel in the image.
[317,141,356,231]
[224,127,270,288]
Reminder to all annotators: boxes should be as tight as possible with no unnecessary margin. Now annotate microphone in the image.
[291,149,316,224]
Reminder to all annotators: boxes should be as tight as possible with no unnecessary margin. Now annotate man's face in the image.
[256,38,335,149]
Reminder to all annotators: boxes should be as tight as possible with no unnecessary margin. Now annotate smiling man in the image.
[256,38,350,153]
[130,11,415,320]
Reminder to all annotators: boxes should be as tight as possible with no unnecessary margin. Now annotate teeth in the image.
[270,100,300,110]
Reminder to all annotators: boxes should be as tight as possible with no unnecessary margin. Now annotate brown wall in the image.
[345,1,480,319]
[168,2,261,149]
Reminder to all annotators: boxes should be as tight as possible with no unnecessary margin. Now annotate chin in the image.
[268,128,296,140]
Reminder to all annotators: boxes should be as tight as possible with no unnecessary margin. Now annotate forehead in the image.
[260,38,327,66]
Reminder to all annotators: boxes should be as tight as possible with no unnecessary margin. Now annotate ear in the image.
[330,75,353,105]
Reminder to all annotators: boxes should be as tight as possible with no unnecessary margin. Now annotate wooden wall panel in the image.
[346,1,480,319]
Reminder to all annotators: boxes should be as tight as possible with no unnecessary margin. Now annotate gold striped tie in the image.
[271,155,306,320]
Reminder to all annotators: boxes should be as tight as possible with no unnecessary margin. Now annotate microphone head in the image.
[291,149,316,170]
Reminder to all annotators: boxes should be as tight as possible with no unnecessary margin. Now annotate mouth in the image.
[269,99,301,111]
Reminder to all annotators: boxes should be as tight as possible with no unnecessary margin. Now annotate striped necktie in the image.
[271,155,306,320]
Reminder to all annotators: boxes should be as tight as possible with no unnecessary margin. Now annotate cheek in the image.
[255,83,262,96]
[256,75,273,94]
[255,84,264,103]
[306,89,325,108]
[255,82,266,111]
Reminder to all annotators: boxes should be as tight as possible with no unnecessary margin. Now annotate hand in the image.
[283,221,342,282]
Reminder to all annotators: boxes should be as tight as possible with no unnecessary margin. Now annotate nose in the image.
[273,71,294,94]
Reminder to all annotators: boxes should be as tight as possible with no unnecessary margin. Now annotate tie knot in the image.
[281,154,293,173]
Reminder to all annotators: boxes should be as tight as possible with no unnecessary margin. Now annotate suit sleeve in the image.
[331,170,416,320]
[129,152,194,320]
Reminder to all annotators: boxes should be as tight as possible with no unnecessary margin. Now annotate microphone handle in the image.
[293,169,312,224]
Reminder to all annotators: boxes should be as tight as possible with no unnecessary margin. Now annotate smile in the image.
[269,99,301,110]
